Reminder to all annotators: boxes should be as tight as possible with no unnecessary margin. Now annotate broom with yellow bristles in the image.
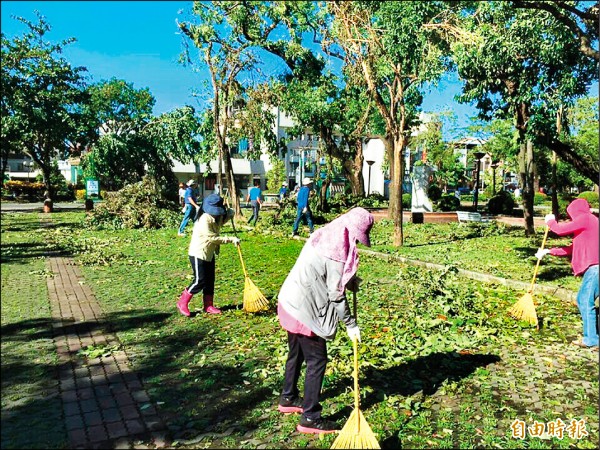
[224,199,269,313]
[331,291,380,449]
[236,244,270,312]
[508,225,550,329]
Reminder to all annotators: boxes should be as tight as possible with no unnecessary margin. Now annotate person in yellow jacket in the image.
[177,194,240,316]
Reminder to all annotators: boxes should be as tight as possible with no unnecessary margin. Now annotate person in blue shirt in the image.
[178,180,201,236]
[292,178,314,237]
[246,180,262,226]
[279,182,289,201]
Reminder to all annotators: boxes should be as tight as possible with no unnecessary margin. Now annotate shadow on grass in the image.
[535,265,574,283]
[1,310,172,342]
[1,241,75,263]
[365,351,501,399]
[514,246,574,282]
[1,395,67,449]
[323,350,501,445]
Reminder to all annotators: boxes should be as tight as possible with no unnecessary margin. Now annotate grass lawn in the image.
[1,213,67,449]
[1,210,597,449]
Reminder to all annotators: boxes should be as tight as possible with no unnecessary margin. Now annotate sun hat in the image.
[302,177,312,186]
[202,194,226,216]
[308,207,374,292]
[186,179,196,186]
[282,182,288,186]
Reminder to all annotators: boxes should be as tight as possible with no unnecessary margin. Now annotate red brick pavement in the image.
[46,256,169,449]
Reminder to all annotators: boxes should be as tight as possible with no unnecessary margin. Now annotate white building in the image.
[172,107,329,200]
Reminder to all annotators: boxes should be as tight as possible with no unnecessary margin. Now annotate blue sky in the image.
[3,1,594,140]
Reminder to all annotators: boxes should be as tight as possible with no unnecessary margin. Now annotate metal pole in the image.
[366,160,375,197]
[299,149,303,185]
[472,152,485,210]
[473,159,480,210]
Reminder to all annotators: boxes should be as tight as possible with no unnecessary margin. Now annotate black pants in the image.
[187,256,215,295]
[282,332,327,420]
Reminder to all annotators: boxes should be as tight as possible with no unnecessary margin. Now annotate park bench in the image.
[456,211,493,224]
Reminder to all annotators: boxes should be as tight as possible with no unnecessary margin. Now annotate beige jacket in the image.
[188,210,235,261]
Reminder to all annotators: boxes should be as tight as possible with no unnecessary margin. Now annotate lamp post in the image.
[490,160,499,195]
[24,160,33,181]
[366,160,375,196]
[472,151,485,210]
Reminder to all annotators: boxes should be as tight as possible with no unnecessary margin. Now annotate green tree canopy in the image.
[1,11,88,205]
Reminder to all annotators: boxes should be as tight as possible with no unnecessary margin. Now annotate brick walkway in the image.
[46,256,169,449]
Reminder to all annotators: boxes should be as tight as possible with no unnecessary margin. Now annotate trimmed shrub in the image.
[3,180,45,198]
[402,193,411,209]
[487,190,516,215]
[437,194,460,212]
[577,191,599,209]
[427,184,442,202]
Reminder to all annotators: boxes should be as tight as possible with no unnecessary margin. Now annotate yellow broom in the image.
[236,244,270,313]
[508,225,550,329]
[331,292,380,449]
[223,198,269,313]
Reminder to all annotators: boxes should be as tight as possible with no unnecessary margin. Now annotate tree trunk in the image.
[341,139,365,196]
[216,149,223,195]
[1,156,8,186]
[41,163,54,213]
[551,151,559,217]
[319,178,330,212]
[222,147,242,218]
[518,139,536,236]
[388,135,405,246]
[515,102,535,236]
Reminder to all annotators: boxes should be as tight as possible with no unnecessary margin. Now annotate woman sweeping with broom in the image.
[177,194,240,316]
[276,207,374,434]
[536,198,599,349]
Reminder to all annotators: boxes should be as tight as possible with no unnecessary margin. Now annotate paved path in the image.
[46,255,169,449]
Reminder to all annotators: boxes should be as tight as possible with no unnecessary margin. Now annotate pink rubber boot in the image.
[177,289,193,317]
[203,295,221,314]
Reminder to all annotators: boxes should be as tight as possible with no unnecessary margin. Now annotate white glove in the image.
[544,214,555,224]
[302,207,308,214]
[347,326,361,342]
[535,248,550,260]
[231,237,241,246]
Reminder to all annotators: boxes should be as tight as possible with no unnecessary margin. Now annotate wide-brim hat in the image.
[302,177,312,186]
[282,182,288,186]
[202,194,226,216]
[186,179,196,186]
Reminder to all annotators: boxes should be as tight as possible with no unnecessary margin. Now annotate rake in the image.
[331,291,380,449]
[236,244,270,313]
[224,199,269,313]
[508,225,550,329]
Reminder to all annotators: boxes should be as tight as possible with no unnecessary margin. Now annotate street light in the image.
[472,151,485,210]
[490,160,499,195]
[24,160,33,181]
[366,160,375,196]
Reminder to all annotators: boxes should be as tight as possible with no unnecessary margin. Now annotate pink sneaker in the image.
[278,396,304,413]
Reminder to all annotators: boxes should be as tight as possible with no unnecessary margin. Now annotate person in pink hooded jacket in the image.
[276,207,374,434]
[536,198,599,349]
